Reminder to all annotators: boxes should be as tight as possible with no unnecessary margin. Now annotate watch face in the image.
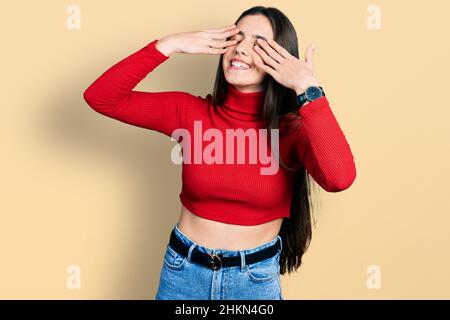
[305,86,322,100]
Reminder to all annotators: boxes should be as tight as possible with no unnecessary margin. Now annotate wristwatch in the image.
[296,86,325,108]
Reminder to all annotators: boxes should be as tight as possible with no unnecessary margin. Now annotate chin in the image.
[224,70,262,84]
[225,77,264,87]
[225,78,254,86]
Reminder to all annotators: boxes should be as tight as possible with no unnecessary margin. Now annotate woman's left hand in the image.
[253,38,320,94]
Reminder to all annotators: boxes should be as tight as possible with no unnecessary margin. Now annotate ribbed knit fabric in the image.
[83,39,357,225]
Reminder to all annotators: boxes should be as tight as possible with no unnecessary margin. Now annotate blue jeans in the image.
[155,223,284,300]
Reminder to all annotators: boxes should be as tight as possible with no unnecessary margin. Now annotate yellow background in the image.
[1,0,449,299]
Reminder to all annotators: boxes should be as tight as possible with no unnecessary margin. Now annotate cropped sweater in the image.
[83,39,357,226]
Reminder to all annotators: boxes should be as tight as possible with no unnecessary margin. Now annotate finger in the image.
[255,38,284,64]
[204,24,236,33]
[206,46,229,55]
[208,39,238,49]
[255,60,276,78]
[254,44,279,70]
[265,39,291,59]
[251,50,264,65]
[305,43,316,67]
[210,27,239,41]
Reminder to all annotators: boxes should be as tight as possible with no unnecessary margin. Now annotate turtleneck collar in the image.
[222,83,266,121]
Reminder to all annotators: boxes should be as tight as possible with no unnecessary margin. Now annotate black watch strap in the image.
[297,86,325,107]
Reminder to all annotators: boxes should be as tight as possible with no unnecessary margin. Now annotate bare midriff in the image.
[177,205,283,251]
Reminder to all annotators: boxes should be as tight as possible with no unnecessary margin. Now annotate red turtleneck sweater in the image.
[83,39,356,225]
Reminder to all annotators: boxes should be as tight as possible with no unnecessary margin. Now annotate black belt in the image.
[168,229,281,270]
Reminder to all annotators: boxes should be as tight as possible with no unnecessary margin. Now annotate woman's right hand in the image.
[157,24,240,56]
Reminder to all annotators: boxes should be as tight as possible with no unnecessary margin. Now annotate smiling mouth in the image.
[229,63,252,71]
[229,66,252,71]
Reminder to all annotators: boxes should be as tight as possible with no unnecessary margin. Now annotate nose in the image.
[234,40,254,57]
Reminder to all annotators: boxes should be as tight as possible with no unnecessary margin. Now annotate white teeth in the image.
[231,60,250,69]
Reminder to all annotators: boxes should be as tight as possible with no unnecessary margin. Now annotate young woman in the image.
[83,6,356,300]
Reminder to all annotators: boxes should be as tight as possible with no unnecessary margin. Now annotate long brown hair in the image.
[211,6,320,275]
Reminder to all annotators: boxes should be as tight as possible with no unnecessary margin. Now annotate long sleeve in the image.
[295,96,357,192]
[83,39,199,138]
